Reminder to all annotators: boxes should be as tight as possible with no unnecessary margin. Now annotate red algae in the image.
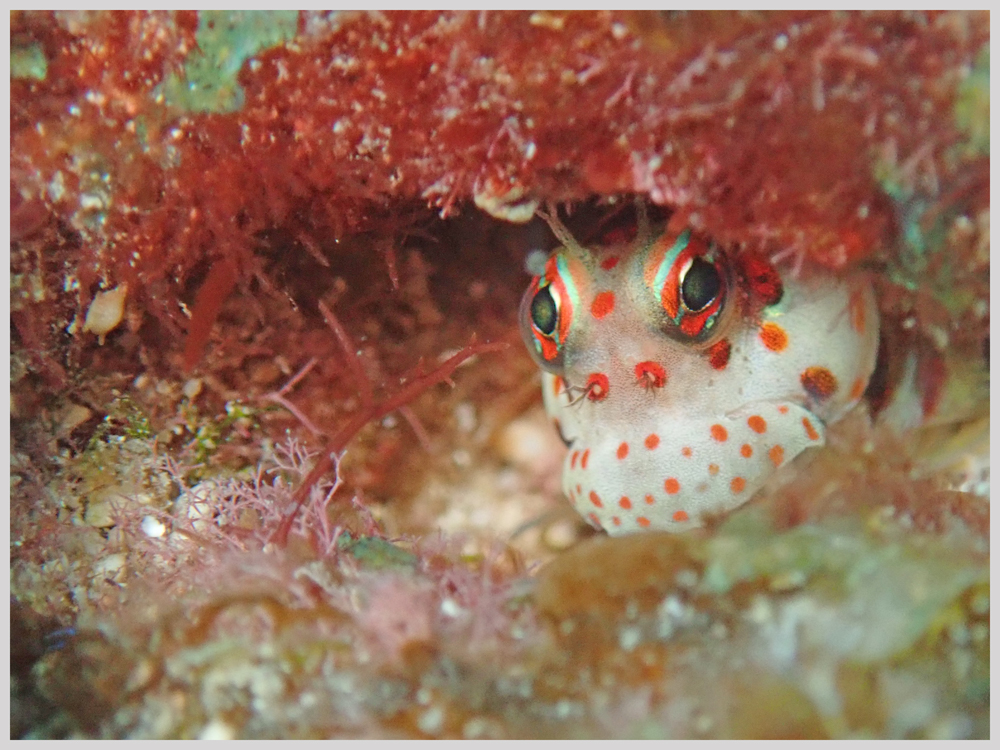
[10,10,989,366]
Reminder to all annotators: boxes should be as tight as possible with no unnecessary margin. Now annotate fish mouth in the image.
[560,401,827,534]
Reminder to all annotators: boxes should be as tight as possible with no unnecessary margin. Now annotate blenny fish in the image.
[519,206,881,533]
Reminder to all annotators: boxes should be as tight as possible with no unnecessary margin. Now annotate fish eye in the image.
[530,285,558,336]
[680,256,721,313]
[638,228,730,344]
[519,274,568,374]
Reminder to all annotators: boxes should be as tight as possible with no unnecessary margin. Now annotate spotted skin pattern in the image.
[520,213,880,534]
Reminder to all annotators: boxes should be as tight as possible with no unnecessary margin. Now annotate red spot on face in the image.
[591,291,616,319]
[635,360,668,389]
[589,490,603,508]
[552,376,565,397]
[581,450,591,469]
[636,516,651,528]
[708,463,720,476]
[664,477,680,494]
[672,509,689,522]
[617,442,629,460]
[708,338,731,370]
[777,405,789,415]
[768,445,785,467]
[644,434,661,450]
[600,256,620,271]
[644,494,655,505]
[585,372,610,401]
[800,366,839,401]
[730,476,746,494]
[570,450,580,469]
[802,417,820,441]
[681,446,692,458]
[710,424,728,442]
[739,254,784,306]
[587,512,601,527]
[612,516,621,526]
[740,443,753,458]
[759,322,789,352]
[747,415,767,434]
[576,483,582,495]
[619,496,632,510]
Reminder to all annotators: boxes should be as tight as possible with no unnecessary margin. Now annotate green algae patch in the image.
[159,10,299,113]
[11,41,47,81]
[337,533,418,571]
[955,45,989,156]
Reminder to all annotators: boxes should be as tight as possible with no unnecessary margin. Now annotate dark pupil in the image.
[681,258,721,312]
[530,285,558,336]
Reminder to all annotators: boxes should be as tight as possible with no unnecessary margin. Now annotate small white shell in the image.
[82,283,128,344]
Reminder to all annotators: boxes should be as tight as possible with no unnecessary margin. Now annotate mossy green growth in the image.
[89,395,153,449]
[954,44,989,156]
[181,400,259,467]
[158,10,299,114]
[11,41,47,80]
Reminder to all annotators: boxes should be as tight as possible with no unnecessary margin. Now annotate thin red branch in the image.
[318,299,375,410]
[268,336,508,547]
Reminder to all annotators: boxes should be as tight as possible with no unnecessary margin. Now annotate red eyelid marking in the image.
[542,256,577,348]
[646,230,724,338]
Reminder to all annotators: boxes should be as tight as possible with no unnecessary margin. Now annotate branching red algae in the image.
[10,10,989,368]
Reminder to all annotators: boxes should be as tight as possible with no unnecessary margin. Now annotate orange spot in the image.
[768,445,785,467]
[777,405,789,415]
[681,446,693,458]
[747,415,767,434]
[850,377,865,400]
[710,424,728,442]
[585,372,610,401]
[588,512,601,527]
[600,256,620,271]
[612,516,621,526]
[708,463,720,476]
[570,450,580,469]
[591,290,616,319]
[635,360,667,389]
[740,443,753,458]
[552,376,564,397]
[644,494,655,505]
[802,417,820,441]
[645,434,661,450]
[759,322,789,352]
[800,366,838,401]
[672,510,689,522]
[730,476,747,494]
[664,477,680,494]
[617,442,629,460]
[576,483,582,495]
[589,490,603,508]
[619,496,632,510]
[708,338,731,370]
[581,449,590,469]
[637,516,651,528]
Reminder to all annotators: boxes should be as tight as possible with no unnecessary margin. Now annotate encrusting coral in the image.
[10,10,988,739]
